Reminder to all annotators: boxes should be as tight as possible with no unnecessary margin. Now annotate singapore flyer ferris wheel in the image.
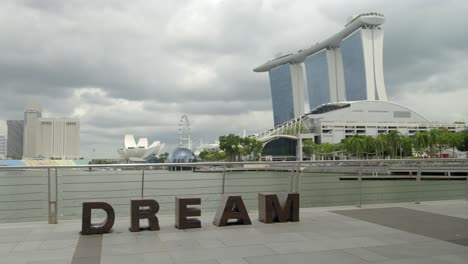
[178,115,192,150]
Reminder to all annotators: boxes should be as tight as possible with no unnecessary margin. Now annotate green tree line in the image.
[303,129,468,160]
[199,134,263,161]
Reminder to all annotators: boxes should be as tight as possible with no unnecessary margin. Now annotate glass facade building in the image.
[268,64,295,126]
[304,49,331,110]
[6,120,23,159]
[341,29,367,101]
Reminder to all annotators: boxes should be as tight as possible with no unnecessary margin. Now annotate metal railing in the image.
[0,159,467,224]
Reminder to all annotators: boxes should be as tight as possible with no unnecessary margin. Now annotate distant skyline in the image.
[0,0,467,158]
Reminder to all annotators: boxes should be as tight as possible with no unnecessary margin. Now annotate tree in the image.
[376,134,388,159]
[240,137,263,160]
[219,134,242,161]
[401,135,413,157]
[302,139,316,160]
[455,130,468,151]
[219,134,263,161]
[158,152,169,162]
[386,131,402,158]
[199,150,209,160]
[412,131,429,154]
[363,136,376,159]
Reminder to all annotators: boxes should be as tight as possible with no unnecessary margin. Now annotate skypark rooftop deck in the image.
[1,200,468,264]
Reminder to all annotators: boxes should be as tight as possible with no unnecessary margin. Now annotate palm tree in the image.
[412,131,429,155]
[376,134,387,159]
[386,131,401,158]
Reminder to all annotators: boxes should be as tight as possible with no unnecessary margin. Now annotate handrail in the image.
[0,158,467,170]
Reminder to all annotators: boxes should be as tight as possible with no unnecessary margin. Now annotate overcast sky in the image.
[1,0,467,158]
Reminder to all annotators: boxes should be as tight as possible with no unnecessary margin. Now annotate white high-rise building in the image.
[23,102,80,159]
[36,119,80,159]
[23,101,42,158]
[0,121,7,159]
[254,12,387,125]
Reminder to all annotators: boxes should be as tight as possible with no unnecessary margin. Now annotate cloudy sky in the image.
[0,0,467,158]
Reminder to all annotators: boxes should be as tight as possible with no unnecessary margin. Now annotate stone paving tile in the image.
[218,232,306,246]
[432,252,468,264]
[0,242,18,253]
[6,248,75,263]
[102,233,137,245]
[101,240,166,256]
[218,258,249,264]
[100,252,174,264]
[1,201,467,264]
[157,228,262,241]
[12,241,43,252]
[28,259,72,264]
[169,244,276,263]
[39,239,77,250]
[364,240,468,259]
[243,250,369,264]
[266,236,388,254]
[367,231,435,245]
[343,247,389,262]
[0,234,26,243]
[174,260,220,264]
[197,238,225,248]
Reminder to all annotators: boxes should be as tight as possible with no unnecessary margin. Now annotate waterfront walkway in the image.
[1,200,468,264]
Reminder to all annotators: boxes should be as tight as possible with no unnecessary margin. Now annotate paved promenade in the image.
[1,200,468,264]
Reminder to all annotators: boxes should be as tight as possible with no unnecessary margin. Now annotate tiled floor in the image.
[1,200,468,264]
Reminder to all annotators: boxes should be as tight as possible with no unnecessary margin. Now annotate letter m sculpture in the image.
[258,192,299,223]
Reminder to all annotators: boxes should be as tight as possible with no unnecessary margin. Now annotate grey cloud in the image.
[0,0,466,157]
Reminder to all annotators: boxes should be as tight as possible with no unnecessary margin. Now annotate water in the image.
[0,169,466,223]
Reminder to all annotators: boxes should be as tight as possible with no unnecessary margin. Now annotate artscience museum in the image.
[118,134,165,161]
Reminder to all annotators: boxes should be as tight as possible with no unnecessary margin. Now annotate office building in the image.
[254,12,387,123]
[23,102,80,159]
[36,118,80,159]
[6,120,24,159]
[0,121,6,159]
[23,101,42,158]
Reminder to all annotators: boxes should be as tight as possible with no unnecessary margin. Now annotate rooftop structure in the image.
[254,12,387,125]
[253,12,385,72]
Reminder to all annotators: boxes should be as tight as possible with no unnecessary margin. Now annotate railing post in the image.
[48,168,58,224]
[358,162,363,208]
[295,162,301,192]
[141,169,145,198]
[288,166,294,192]
[415,165,422,204]
[465,174,468,201]
[222,165,226,194]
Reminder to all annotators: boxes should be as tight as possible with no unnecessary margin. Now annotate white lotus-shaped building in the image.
[118,134,165,160]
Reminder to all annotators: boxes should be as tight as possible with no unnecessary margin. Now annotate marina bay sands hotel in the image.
[254,12,388,126]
